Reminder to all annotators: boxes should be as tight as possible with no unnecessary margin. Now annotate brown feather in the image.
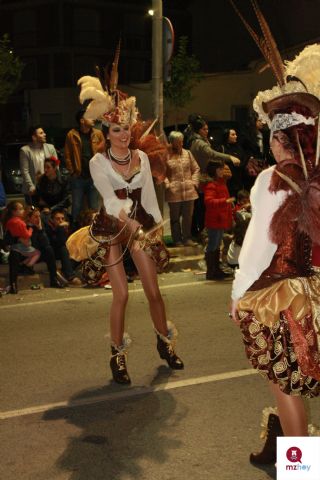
[229,0,285,85]
[251,0,285,85]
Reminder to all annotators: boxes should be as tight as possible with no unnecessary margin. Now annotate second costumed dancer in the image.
[230,0,320,468]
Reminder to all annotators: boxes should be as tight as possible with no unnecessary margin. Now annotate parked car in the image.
[0,142,25,194]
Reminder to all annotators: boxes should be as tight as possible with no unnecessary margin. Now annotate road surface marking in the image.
[0,281,214,309]
[0,368,256,420]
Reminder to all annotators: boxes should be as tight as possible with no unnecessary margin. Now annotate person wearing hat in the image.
[71,50,184,385]
[230,0,320,468]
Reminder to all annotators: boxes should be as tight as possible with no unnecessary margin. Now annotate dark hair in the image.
[51,208,65,219]
[75,109,86,125]
[44,156,60,169]
[222,128,238,145]
[237,189,250,202]
[234,217,250,247]
[25,205,40,219]
[78,208,98,227]
[188,113,202,125]
[28,125,42,141]
[190,117,207,133]
[206,160,224,178]
[3,201,24,226]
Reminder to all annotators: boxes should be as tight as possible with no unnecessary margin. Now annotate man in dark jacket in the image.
[64,109,104,228]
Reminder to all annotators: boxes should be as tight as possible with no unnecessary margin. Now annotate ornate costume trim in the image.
[270,112,315,139]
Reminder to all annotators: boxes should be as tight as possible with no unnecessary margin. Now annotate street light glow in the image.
[148,9,154,16]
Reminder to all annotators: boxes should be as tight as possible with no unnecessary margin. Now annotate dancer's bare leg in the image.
[106,244,129,346]
[269,382,308,436]
[131,247,168,336]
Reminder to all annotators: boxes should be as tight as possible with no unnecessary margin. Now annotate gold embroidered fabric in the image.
[238,274,320,331]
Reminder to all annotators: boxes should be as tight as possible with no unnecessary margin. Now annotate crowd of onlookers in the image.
[0,109,272,293]
[164,112,272,280]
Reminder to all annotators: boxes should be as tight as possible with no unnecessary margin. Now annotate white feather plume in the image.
[79,87,107,104]
[285,44,320,99]
[77,76,103,91]
[84,101,109,121]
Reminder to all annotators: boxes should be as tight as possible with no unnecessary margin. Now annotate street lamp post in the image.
[151,0,163,133]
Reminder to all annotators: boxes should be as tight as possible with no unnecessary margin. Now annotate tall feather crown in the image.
[77,41,138,127]
[229,0,320,126]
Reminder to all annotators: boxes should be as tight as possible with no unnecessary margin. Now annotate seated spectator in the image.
[227,215,251,269]
[45,208,82,286]
[232,189,251,221]
[36,156,71,213]
[0,180,9,264]
[0,179,6,207]
[25,206,66,289]
[3,201,41,293]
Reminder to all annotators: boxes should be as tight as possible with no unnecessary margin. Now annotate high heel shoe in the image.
[109,334,131,385]
[250,413,283,465]
[155,321,184,370]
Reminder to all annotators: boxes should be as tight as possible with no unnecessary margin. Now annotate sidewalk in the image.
[0,201,205,291]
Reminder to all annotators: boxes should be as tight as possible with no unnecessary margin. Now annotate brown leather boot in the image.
[250,413,283,465]
[155,322,184,370]
[110,340,131,385]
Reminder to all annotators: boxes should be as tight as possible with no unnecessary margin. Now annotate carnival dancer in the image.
[230,0,320,467]
[69,44,184,385]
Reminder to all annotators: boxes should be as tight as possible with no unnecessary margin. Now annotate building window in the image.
[73,8,100,46]
[13,10,36,47]
[231,105,250,126]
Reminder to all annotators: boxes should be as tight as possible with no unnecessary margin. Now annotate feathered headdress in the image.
[77,40,138,126]
[229,0,320,127]
[230,0,320,244]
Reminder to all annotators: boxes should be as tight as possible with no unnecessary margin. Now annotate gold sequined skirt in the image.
[238,272,320,397]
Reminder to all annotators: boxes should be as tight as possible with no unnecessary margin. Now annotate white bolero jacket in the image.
[231,166,288,300]
[89,149,162,224]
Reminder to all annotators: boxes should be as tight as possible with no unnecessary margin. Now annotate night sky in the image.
[164,0,320,72]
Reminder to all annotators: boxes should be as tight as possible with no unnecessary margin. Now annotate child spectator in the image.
[232,189,251,221]
[203,161,234,279]
[4,201,41,268]
[227,215,251,269]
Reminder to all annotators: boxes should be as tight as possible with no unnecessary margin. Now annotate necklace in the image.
[108,148,131,165]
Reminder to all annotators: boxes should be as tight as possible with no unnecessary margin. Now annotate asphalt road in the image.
[1,271,320,480]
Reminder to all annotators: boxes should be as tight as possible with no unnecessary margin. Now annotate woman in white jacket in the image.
[76,65,184,385]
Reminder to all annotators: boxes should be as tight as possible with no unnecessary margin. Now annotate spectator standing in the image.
[64,109,104,228]
[203,161,234,280]
[218,128,246,197]
[20,126,57,205]
[189,118,240,239]
[164,131,200,246]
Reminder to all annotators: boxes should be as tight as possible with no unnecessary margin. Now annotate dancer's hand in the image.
[230,299,240,325]
[230,156,240,166]
[127,218,142,235]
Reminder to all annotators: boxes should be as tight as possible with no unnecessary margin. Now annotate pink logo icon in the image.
[286,447,302,463]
